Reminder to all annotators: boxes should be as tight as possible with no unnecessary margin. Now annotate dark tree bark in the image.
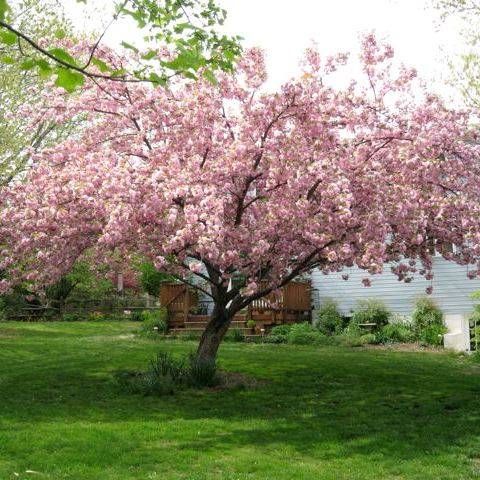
[196,301,233,362]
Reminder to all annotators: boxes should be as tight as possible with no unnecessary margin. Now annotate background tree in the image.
[0,0,242,91]
[45,261,114,311]
[2,35,480,362]
[138,262,174,297]
[434,0,480,106]
[0,0,78,186]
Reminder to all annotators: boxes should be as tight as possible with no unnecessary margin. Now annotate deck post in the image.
[183,287,189,327]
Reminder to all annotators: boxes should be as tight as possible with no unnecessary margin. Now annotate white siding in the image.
[311,258,480,316]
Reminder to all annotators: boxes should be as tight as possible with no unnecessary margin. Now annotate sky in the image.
[64,0,467,100]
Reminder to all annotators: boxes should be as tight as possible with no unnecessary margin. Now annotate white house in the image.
[310,257,479,352]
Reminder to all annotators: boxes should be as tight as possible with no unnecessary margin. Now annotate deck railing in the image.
[160,281,312,330]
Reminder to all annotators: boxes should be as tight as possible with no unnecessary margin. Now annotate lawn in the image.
[1,322,480,479]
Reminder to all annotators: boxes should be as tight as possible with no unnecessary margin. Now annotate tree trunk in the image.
[196,302,232,362]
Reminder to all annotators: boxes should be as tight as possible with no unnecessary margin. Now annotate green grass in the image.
[1,321,480,479]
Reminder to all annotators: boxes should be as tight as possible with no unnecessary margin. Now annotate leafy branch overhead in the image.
[0,0,242,91]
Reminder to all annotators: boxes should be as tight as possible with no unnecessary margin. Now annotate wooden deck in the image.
[161,281,312,334]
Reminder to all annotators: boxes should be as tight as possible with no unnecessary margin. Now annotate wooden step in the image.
[171,326,251,333]
[184,320,246,328]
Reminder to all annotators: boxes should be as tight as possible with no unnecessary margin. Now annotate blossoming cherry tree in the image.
[2,35,480,361]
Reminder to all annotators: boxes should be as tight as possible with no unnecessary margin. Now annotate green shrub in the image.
[263,334,288,344]
[61,312,84,322]
[418,324,447,346]
[246,319,256,330]
[87,311,106,321]
[140,308,168,336]
[376,322,416,344]
[357,333,377,346]
[270,324,293,336]
[0,297,6,321]
[412,297,444,331]
[411,297,446,346]
[265,324,292,344]
[339,324,377,346]
[315,299,343,335]
[351,299,390,329]
[286,322,324,345]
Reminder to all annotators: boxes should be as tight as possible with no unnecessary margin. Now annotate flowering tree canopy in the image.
[2,34,480,359]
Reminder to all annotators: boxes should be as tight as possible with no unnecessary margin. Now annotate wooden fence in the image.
[5,294,161,321]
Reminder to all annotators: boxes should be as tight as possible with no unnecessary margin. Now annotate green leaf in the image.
[0,29,16,46]
[163,49,205,72]
[141,50,157,61]
[183,71,198,80]
[91,57,110,73]
[148,72,167,86]
[55,68,84,92]
[48,47,77,67]
[0,0,10,21]
[202,69,218,85]
[0,55,13,64]
[36,59,52,78]
[174,22,195,34]
[19,58,36,70]
[121,8,146,28]
[121,41,139,53]
[111,68,127,78]
[54,29,67,40]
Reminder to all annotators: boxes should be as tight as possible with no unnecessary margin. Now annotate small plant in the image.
[246,319,256,330]
[150,351,185,383]
[186,353,218,388]
[114,350,218,396]
[338,322,362,346]
[114,357,178,396]
[226,328,245,342]
[315,299,343,335]
[376,322,416,344]
[140,308,168,336]
[351,299,390,329]
[130,310,144,322]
